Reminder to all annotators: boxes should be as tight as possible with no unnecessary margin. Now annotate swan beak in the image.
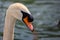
[23,17,34,32]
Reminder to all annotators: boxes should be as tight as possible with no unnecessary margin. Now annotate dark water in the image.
[0,0,60,40]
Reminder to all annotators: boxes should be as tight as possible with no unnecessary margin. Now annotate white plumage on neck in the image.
[3,3,31,40]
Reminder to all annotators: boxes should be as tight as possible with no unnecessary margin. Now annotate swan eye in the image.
[21,11,34,22]
[21,11,28,18]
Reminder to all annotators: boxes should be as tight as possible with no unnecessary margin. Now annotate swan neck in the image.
[3,14,16,40]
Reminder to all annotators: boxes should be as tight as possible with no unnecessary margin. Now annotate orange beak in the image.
[23,17,34,32]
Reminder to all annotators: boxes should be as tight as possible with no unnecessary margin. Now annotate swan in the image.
[3,3,34,40]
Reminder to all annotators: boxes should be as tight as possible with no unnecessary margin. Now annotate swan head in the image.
[7,3,34,32]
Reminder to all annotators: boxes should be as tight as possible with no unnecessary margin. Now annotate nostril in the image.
[28,15,34,22]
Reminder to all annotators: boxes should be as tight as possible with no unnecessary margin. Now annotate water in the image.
[0,0,60,40]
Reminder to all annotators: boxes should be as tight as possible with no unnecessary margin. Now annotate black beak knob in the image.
[28,14,34,22]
